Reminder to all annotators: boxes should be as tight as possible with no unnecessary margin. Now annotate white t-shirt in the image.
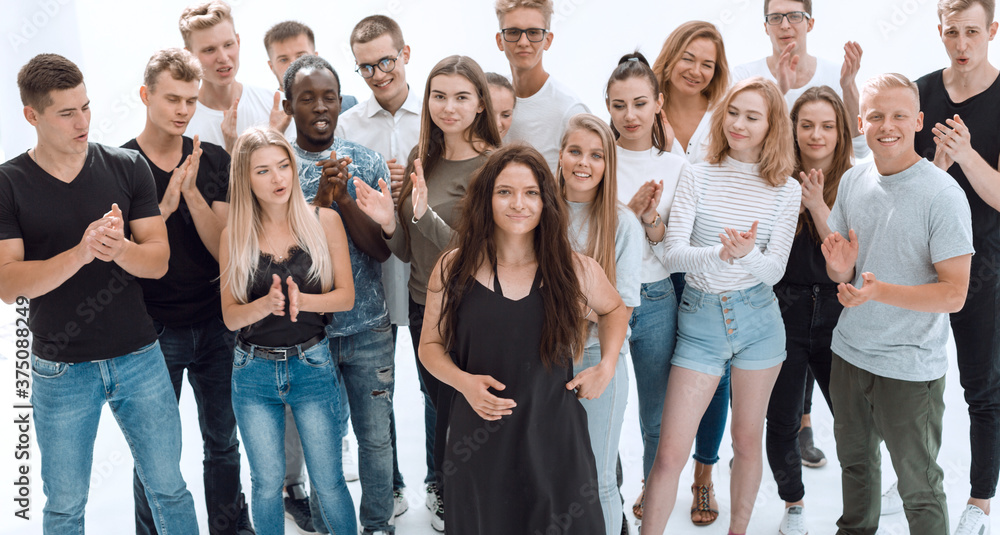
[616,146,690,283]
[731,57,870,159]
[506,76,589,173]
[669,110,713,165]
[185,83,294,147]
[335,89,422,326]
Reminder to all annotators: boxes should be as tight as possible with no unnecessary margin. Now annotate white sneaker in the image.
[954,505,991,535]
[342,437,359,482]
[779,505,808,535]
[393,488,408,517]
[881,482,903,516]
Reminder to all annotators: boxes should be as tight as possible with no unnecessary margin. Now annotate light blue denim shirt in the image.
[295,139,390,337]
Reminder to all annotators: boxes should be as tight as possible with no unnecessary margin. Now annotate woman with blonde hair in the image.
[642,78,800,535]
[219,127,355,535]
[649,20,732,524]
[558,113,643,534]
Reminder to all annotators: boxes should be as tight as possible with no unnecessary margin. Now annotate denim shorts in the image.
[672,282,786,376]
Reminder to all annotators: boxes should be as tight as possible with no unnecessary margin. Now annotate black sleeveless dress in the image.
[442,270,604,534]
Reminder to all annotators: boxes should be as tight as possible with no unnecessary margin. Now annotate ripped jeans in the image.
[311,324,397,534]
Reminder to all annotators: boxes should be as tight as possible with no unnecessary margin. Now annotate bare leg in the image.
[729,364,782,534]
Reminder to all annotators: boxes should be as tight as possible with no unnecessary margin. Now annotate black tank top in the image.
[915,69,1000,264]
[239,246,328,347]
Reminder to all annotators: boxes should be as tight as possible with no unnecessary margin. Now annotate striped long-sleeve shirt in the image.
[656,156,801,293]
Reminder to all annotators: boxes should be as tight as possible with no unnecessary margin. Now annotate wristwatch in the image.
[642,214,661,228]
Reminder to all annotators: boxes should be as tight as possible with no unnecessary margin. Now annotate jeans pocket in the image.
[641,280,675,302]
[678,296,699,314]
[300,340,332,368]
[748,288,778,310]
[32,354,68,379]
[233,348,250,369]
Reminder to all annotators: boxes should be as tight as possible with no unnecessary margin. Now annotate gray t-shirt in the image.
[566,201,643,349]
[828,159,974,381]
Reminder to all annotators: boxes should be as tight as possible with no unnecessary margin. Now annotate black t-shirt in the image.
[0,143,160,363]
[915,69,1000,267]
[240,247,328,347]
[122,137,230,327]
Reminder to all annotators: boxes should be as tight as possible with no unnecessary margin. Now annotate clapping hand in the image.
[354,177,396,233]
[836,271,880,308]
[799,169,825,213]
[386,158,405,205]
[627,180,663,223]
[719,220,758,259]
[87,204,127,262]
[259,273,286,317]
[776,42,799,95]
[269,91,292,133]
[932,115,974,169]
[222,97,239,153]
[313,152,353,208]
[411,158,428,220]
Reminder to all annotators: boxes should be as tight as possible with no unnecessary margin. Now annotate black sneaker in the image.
[236,493,256,535]
[283,485,318,535]
[799,426,827,468]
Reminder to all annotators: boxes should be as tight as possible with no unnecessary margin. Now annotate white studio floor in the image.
[0,299,996,535]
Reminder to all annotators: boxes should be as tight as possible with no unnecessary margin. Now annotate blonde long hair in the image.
[224,127,333,303]
[706,77,795,187]
[557,114,620,287]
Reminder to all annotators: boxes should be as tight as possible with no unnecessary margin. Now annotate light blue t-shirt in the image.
[566,201,643,349]
[828,159,974,381]
[295,139,391,337]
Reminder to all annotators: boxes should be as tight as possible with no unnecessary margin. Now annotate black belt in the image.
[235,334,325,361]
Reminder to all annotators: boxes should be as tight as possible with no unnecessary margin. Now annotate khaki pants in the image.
[830,353,948,535]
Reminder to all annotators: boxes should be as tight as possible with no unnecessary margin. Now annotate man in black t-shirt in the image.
[123,48,253,535]
[912,1,1000,533]
[0,54,197,533]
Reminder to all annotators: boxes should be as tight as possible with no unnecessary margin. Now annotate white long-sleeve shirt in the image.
[658,156,801,293]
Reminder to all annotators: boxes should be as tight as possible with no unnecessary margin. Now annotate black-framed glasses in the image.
[764,11,810,25]
[500,27,549,43]
[355,49,403,79]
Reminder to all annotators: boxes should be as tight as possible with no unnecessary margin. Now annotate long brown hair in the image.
[790,86,853,242]
[705,77,795,187]
[557,114,620,288]
[439,144,585,369]
[606,51,668,154]
[397,55,502,228]
[651,21,729,108]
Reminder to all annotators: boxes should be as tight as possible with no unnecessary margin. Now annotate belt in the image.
[235,334,325,361]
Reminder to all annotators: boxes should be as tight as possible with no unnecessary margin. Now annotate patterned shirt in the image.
[295,139,391,337]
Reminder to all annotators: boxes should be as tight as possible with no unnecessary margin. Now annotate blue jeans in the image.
[575,344,629,535]
[134,316,244,535]
[408,296,438,485]
[311,325,396,534]
[231,338,356,535]
[32,341,197,535]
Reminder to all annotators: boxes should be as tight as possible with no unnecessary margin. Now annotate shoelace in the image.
[955,507,986,535]
[783,506,806,534]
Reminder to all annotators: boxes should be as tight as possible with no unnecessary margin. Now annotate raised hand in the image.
[76,215,116,264]
[258,273,285,317]
[458,374,516,421]
[87,204,127,262]
[821,229,859,275]
[313,152,353,208]
[269,91,292,133]
[837,271,879,308]
[932,115,975,167]
[839,41,863,93]
[799,169,826,212]
[776,42,799,95]
[411,158,428,220]
[386,158,405,205]
[566,364,614,400]
[160,156,191,220]
[180,136,202,199]
[720,220,758,259]
[286,276,300,322]
[355,177,396,231]
[222,97,240,153]
[627,180,657,219]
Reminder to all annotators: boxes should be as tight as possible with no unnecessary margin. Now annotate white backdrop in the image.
[1,1,998,534]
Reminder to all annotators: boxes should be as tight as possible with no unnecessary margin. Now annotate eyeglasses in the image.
[764,11,810,25]
[500,27,549,43]
[355,49,403,79]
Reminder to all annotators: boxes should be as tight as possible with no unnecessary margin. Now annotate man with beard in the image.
[282,54,397,535]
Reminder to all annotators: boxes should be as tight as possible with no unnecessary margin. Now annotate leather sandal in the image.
[632,481,644,519]
[690,483,719,526]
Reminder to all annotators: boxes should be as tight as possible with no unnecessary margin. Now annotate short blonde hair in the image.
[938,0,995,23]
[179,1,234,49]
[494,0,554,27]
[144,48,202,90]
[706,77,795,187]
[859,73,920,114]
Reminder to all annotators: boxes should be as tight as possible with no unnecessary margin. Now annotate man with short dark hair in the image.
[124,47,252,535]
[914,1,1000,533]
[0,53,197,534]
[283,54,397,535]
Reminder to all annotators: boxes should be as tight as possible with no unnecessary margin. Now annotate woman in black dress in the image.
[413,144,630,533]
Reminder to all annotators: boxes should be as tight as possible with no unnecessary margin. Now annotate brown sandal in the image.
[690,483,719,526]
[632,482,644,519]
